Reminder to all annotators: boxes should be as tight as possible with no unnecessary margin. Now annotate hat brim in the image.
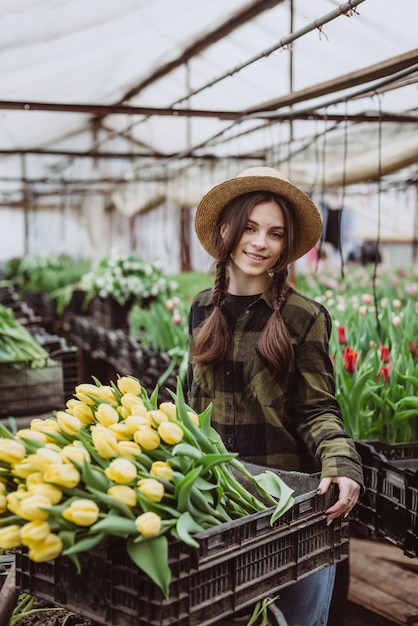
[195,172,322,264]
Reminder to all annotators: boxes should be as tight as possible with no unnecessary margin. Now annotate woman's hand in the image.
[317,476,361,524]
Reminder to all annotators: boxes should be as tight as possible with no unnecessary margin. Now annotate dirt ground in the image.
[7,596,399,626]
[2,547,399,626]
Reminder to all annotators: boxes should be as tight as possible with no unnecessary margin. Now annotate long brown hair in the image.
[191,191,299,376]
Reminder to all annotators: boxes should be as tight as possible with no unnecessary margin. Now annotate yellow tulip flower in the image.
[137,478,164,502]
[135,512,161,537]
[107,485,137,508]
[158,421,184,445]
[28,532,63,562]
[117,376,142,396]
[0,439,27,464]
[133,425,161,451]
[62,499,99,526]
[20,520,51,547]
[0,524,22,549]
[91,425,118,459]
[43,463,80,489]
[96,403,120,427]
[56,411,83,436]
[105,458,137,484]
[150,461,173,482]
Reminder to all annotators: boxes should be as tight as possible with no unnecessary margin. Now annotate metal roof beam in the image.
[246,48,418,113]
[119,0,286,103]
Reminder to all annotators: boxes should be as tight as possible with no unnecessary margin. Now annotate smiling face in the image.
[223,199,286,294]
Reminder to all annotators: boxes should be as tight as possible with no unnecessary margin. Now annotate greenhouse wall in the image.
[1,184,417,274]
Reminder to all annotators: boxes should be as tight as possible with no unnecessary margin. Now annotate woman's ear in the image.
[220,223,228,241]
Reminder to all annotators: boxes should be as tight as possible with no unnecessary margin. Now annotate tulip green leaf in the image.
[253,471,295,524]
[58,529,78,550]
[91,516,137,536]
[196,452,238,472]
[0,423,15,439]
[398,396,418,409]
[76,430,108,469]
[172,443,202,459]
[174,511,203,548]
[63,531,107,556]
[127,535,171,598]
[175,465,202,512]
[170,381,214,454]
[87,486,136,519]
[197,403,213,436]
[81,459,109,491]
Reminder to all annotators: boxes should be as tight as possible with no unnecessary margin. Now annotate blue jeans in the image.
[276,564,336,626]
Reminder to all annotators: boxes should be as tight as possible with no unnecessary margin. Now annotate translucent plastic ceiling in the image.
[1,0,417,208]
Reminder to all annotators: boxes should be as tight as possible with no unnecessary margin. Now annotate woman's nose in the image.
[251,231,267,247]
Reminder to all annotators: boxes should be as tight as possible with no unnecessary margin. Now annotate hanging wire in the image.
[315,109,329,273]
[413,177,418,265]
[338,100,349,280]
[372,93,383,335]
[309,115,321,195]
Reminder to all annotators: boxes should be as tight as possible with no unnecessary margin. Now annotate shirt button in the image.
[226,403,231,411]
[244,309,250,315]
[226,370,231,376]
[227,436,233,445]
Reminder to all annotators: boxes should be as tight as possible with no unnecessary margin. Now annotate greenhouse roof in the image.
[1,0,417,209]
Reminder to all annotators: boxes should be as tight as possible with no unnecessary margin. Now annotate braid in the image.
[258,270,292,376]
[212,262,227,308]
[191,262,232,366]
[271,267,289,311]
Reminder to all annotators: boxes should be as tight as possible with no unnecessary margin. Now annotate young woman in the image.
[187,167,364,626]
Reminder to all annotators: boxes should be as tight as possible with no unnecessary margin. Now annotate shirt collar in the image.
[201,284,292,311]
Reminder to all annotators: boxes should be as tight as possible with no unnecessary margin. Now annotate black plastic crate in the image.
[0,359,64,417]
[0,284,19,307]
[22,291,57,327]
[90,296,132,330]
[353,440,418,557]
[15,473,348,626]
[50,346,80,403]
[67,314,98,353]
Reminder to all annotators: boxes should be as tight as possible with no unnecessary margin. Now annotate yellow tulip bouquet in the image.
[0,376,294,597]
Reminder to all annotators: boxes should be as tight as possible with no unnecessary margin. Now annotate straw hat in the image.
[194,166,323,263]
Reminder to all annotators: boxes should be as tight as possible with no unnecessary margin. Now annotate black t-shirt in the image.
[224,293,261,328]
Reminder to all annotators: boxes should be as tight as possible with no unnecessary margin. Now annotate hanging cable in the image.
[316,109,328,273]
[338,100,349,280]
[372,93,383,335]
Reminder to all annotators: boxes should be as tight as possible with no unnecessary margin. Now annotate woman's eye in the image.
[271,232,283,238]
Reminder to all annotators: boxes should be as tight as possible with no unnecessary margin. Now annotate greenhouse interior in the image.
[0,1,417,625]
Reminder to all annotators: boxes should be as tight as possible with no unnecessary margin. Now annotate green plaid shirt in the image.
[188,286,364,488]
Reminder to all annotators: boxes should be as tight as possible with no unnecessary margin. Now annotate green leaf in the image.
[170,380,216,454]
[175,511,203,548]
[175,465,203,512]
[63,531,107,556]
[0,422,15,439]
[87,486,136,519]
[127,535,171,598]
[253,471,295,524]
[59,529,78,551]
[81,459,110,491]
[196,452,238,472]
[91,515,138,536]
[171,442,202,460]
[398,396,418,409]
[76,429,108,469]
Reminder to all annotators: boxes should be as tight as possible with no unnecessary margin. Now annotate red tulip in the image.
[409,341,418,358]
[343,347,359,373]
[376,367,390,384]
[380,346,390,363]
[338,326,347,345]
